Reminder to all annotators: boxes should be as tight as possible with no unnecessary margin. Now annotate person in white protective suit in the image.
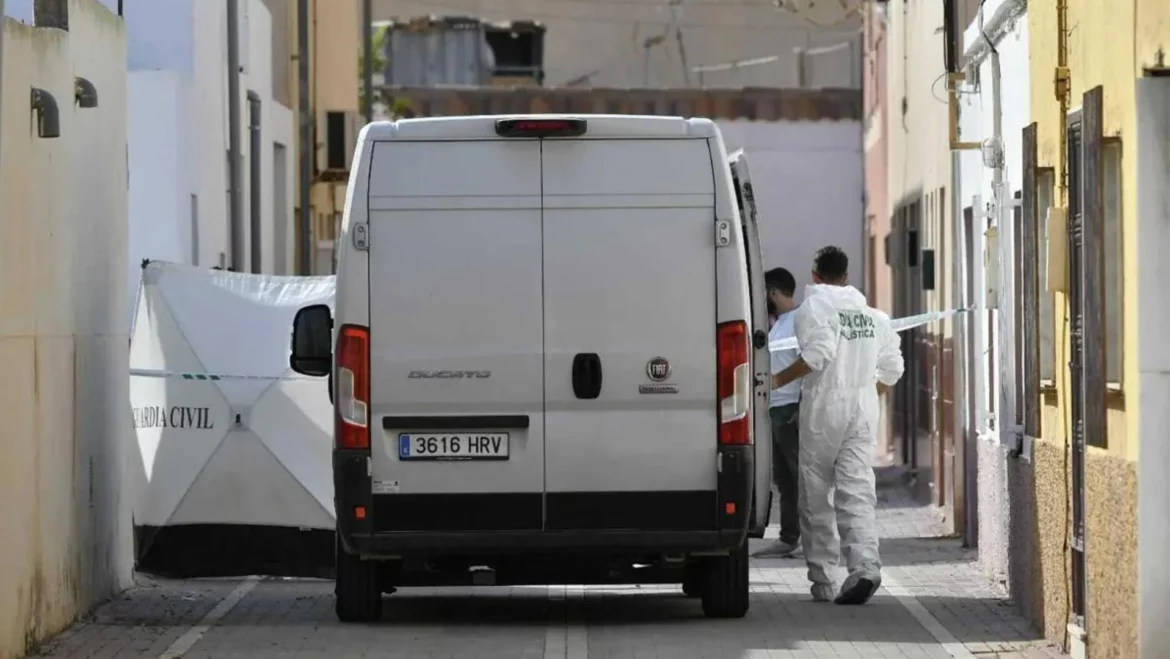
[770,245,904,605]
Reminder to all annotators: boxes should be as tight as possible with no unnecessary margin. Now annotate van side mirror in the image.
[290,304,333,377]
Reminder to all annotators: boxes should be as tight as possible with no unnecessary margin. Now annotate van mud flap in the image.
[715,445,754,544]
[334,450,373,553]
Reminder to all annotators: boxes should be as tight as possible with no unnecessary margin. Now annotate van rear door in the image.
[729,149,773,538]
[365,140,546,533]
[542,138,719,532]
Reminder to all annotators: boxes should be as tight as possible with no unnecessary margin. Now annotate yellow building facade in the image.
[1025,0,1167,655]
[274,0,360,274]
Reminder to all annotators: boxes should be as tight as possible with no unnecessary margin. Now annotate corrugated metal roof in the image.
[378,16,548,88]
[384,21,495,86]
[382,87,862,122]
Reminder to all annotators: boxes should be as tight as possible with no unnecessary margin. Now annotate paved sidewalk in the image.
[30,477,1066,659]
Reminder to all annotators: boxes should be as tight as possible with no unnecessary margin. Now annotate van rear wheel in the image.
[334,536,382,623]
[700,540,750,618]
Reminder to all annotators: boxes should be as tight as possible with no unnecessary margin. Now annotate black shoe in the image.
[833,578,879,605]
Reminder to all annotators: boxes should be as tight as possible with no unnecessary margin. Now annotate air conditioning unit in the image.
[319,110,359,176]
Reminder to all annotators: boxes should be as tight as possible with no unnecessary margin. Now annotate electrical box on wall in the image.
[1046,206,1069,292]
[981,137,1004,169]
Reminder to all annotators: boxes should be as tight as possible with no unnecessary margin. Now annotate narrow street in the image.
[6,1,1170,657]
[30,471,1064,659]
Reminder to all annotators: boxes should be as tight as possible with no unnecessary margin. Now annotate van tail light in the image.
[717,320,752,445]
[495,118,587,138]
[335,324,370,450]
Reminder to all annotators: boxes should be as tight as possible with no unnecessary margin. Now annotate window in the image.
[1068,100,1108,449]
[325,112,348,171]
[1037,169,1056,385]
[963,206,978,431]
[1103,141,1123,386]
[1022,123,1045,436]
[484,23,545,83]
[273,143,289,274]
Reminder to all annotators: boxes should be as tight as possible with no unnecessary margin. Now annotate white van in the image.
[289,115,774,622]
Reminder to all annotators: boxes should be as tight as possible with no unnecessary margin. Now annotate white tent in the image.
[128,261,336,577]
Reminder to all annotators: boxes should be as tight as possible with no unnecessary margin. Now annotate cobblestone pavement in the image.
[31,481,1067,659]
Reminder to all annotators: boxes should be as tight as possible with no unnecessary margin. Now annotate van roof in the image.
[361,114,721,142]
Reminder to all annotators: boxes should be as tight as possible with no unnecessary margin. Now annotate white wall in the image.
[0,3,135,655]
[121,0,195,75]
[244,0,295,275]
[1136,75,1170,659]
[127,70,191,316]
[124,0,294,328]
[718,120,866,301]
[955,0,1029,586]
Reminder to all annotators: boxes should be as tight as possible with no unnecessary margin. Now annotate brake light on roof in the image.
[335,324,370,450]
[716,320,752,445]
[495,118,587,138]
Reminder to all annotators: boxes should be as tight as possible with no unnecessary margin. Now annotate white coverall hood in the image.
[793,283,904,601]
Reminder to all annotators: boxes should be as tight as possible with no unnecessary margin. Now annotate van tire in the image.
[334,537,382,623]
[700,541,750,618]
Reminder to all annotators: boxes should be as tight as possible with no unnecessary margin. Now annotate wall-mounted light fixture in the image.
[31,87,61,138]
[75,77,98,108]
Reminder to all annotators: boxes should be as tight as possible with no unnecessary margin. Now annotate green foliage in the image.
[388,97,415,119]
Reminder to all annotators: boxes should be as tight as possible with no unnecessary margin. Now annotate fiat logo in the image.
[646,357,671,382]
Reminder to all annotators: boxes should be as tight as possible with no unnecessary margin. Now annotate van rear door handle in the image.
[572,353,603,399]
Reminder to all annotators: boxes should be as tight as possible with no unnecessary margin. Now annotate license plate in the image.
[397,433,509,460]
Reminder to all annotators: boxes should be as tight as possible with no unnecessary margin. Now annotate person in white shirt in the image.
[752,267,803,559]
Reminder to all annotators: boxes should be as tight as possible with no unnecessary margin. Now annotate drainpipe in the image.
[227,0,244,271]
[1056,0,1071,209]
[987,43,1011,442]
[297,0,312,275]
[1,0,6,165]
[945,0,982,547]
[953,154,975,545]
[1052,0,1088,651]
[990,49,1004,221]
[362,0,372,123]
[247,91,262,273]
